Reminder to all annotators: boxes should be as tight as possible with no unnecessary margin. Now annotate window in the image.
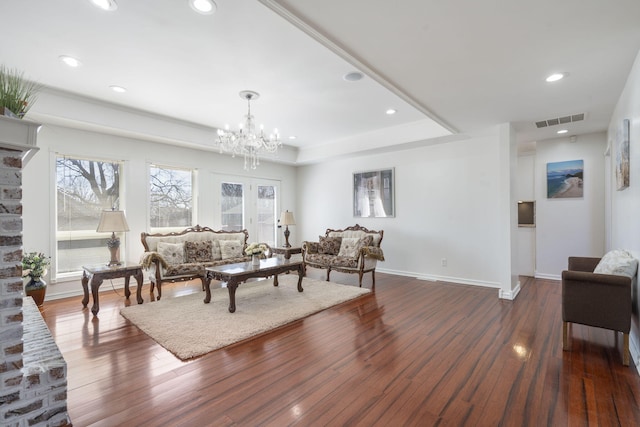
[56,155,123,275]
[149,165,194,229]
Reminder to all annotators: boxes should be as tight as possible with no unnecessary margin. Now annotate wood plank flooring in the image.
[39,272,640,426]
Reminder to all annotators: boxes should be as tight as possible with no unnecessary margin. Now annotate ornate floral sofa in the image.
[302,224,384,287]
[140,225,250,299]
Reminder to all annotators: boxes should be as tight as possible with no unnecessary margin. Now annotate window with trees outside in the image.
[56,155,123,275]
[149,165,194,229]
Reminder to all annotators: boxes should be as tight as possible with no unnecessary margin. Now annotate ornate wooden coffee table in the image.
[204,257,304,313]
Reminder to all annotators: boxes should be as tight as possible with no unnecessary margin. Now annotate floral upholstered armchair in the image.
[302,224,384,287]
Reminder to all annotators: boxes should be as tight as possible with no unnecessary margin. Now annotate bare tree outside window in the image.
[150,166,193,228]
[56,156,122,273]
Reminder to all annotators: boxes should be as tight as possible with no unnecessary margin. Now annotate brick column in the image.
[0,118,70,426]
[0,149,28,419]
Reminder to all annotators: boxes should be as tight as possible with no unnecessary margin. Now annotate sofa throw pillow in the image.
[157,242,185,266]
[594,249,638,278]
[318,236,342,255]
[357,235,373,250]
[219,240,244,260]
[338,237,361,258]
[337,236,374,259]
[211,240,222,260]
[185,241,213,263]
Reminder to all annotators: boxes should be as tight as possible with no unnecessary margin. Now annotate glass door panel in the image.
[215,175,280,243]
[221,182,244,231]
[256,184,276,246]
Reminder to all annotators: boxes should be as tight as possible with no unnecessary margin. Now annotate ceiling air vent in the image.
[535,113,585,128]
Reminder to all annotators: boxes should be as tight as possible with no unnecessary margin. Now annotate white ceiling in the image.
[2,0,640,162]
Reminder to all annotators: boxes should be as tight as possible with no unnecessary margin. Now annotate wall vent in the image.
[535,113,585,128]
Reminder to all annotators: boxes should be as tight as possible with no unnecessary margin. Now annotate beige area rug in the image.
[120,275,370,360]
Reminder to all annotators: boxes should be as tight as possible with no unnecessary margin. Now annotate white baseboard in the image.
[377,267,513,300]
[378,267,501,288]
[499,282,521,300]
[631,332,640,372]
[534,272,561,281]
[45,279,129,301]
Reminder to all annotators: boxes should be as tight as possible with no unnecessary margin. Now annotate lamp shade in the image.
[96,210,130,233]
[280,210,295,226]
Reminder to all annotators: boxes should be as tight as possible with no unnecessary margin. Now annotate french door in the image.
[214,175,280,247]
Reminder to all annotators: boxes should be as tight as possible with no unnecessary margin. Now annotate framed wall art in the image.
[616,118,630,190]
[353,168,395,217]
[547,159,583,198]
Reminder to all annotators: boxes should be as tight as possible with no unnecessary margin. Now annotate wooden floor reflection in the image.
[41,272,640,426]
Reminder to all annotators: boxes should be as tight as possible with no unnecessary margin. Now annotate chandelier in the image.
[216,90,281,170]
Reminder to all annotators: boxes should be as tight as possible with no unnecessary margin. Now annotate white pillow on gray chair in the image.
[593,249,638,278]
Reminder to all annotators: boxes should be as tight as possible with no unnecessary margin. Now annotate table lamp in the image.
[97,208,130,266]
[279,210,295,248]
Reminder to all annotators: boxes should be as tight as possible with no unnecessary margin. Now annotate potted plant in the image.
[22,251,51,308]
[0,65,41,118]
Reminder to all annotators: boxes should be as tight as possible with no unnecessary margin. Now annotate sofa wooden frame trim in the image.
[140,225,249,297]
[303,224,383,287]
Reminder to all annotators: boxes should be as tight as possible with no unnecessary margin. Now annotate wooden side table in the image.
[271,246,302,260]
[81,263,144,315]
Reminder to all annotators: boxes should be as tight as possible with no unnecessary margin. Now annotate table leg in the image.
[227,279,239,313]
[134,269,144,304]
[273,274,279,286]
[81,271,90,308]
[90,276,104,316]
[297,265,304,292]
[203,273,212,304]
[124,274,131,299]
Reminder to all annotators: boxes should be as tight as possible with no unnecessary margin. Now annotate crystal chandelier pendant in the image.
[216,91,282,170]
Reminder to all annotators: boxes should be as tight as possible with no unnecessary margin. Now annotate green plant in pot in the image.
[22,251,51,308]
[0,65,41,118]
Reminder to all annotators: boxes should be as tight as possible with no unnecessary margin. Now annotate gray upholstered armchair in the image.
[562,255,634,366]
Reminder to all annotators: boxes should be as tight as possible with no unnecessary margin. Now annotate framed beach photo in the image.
[353,168,395,217]
[547,160,584,198]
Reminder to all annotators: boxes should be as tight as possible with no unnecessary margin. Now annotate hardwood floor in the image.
[40,272,640,426]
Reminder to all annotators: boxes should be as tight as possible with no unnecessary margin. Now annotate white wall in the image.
[297,125,517,295]
[607,49,640,367]
[534,132,606,278]
[22,124,298,298]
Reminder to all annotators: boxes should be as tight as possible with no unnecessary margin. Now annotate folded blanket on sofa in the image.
[140,251,168,269]
[362,246,385,261]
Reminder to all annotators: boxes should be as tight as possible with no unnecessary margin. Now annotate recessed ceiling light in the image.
[343,71,364,82]
[89,0,118,11]
[546,73,566,83]
[189,0,216,15]
[386,109,397,115]
[59,55,81,67]
[557,129,568,134]
[109,85,127,93]
[288,136,297,140]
